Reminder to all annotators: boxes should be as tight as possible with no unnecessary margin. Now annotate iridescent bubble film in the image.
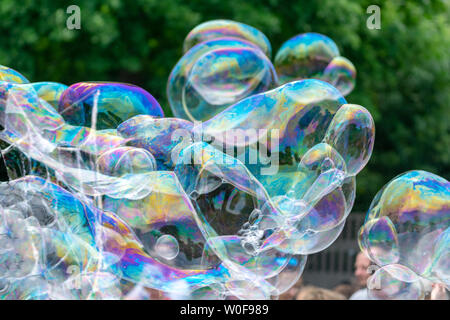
[59,82,164,130]
[0,65,29,84]
[29,82,68,109]
[183,19,272,57]
[0,20,375,300]
[170,24,357,125]
[168,36,277,122]
[359,170,450,299]
[274,33,356,96]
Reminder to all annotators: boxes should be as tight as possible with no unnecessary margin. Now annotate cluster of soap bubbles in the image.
[1,20,372,300]
[359,170,449,300]
[168,20,356,122]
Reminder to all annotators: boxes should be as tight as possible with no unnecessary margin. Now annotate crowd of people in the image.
[278,252,449,300]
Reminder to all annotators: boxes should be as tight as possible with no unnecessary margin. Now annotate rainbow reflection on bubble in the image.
[59,82,164,130]
[168,36,277,122]
[169,22,357,126]
[0,20,378,300]
[0,65,29,84]
[274,33,356,96]
[359,170,450,300]
[183,19,272,57]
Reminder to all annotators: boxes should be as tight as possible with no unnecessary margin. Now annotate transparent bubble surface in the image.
[183,19,272,57]
[274,33,356,96]
[0,65,29,84]
[28,82,68,109]
[0,23,374,300]
[117,115,194,170]
[359,170,450,299]
[155,235,180,260]
[58,82,164,129]
[169,37,277,122]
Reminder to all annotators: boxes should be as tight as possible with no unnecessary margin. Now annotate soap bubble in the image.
[322,57,356,96]
[199,79,348,193]
[359,170,450,299]
[29,82,68,109]
[367,264,426,300]
[155,235,180,260]
[323,104,375,175]
[275,33,356,96]
[275,33,339,80]
[195,79,373,257]
[183,19,272,57]
[0,21,375,301]
[117,115,194,170]
[168,37,277,122]
[58,82,164,129]
[0,65,29,84]
[0,175,229,299]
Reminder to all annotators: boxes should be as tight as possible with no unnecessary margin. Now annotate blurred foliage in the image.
[0,0,448,211]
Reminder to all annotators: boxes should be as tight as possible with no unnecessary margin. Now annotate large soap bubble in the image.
[359,170,450,299]
[195,79,373,258]
[168,37,277,122]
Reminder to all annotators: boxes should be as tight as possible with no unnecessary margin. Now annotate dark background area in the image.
[0,0,448,212]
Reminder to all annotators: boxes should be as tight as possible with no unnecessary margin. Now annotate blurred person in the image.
[430,283,449,300]
[277,276,303,300]
[333,281,358,299]
[349,251,372,300]
[296,286,346,300]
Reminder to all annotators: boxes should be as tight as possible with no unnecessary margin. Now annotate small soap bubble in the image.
[155,235,180,260]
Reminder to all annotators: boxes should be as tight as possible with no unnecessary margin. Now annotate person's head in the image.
[296,286,346,300]
[354,252,372,287]
[277,276,303,300]
[333,283,356,299]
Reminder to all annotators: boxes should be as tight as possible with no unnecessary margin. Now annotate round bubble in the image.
[155,235,180,260]
[169,38,277,122]
[274,33,356,96]
[359,170,450,299]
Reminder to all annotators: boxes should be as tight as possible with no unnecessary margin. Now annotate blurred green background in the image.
[0,0,448,211]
